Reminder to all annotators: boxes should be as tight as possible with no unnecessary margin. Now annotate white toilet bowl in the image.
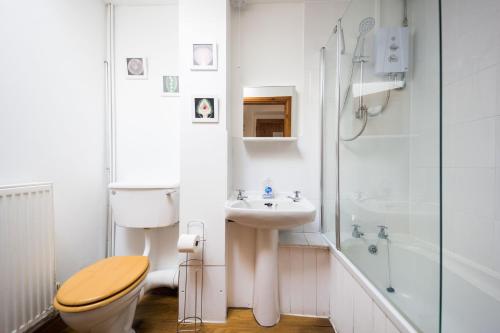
[54,256,149,333]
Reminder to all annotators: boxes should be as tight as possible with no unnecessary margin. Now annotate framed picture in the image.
[191,43,218,71]
[162,75,179,97]
[192,96,219,123]
[126,57,148,79]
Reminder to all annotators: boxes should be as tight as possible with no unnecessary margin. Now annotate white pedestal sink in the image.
[225,192,316,327]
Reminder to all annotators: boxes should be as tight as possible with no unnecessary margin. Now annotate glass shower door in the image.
[335,0,441,332]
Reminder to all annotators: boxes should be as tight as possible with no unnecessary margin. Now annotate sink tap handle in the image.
[236,189,247,200]
[288,190,301,202]
[377,225,389,239]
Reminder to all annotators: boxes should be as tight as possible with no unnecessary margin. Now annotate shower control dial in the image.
[390,43,399,51]
[388,55,399,63]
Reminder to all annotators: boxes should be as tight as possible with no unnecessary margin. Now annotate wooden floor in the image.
[37,288,335,333]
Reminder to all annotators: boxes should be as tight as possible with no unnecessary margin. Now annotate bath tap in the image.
[236,189,248,200]
[377,225,389,239]
[287,190,301,202]
[352,224,364,238]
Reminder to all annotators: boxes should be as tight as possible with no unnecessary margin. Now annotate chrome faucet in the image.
[288,190,301,202]
[377,225,389,240]
[352,224,364,238]
[236,189,248,200]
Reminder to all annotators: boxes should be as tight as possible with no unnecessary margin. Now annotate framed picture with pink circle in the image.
[192,96,219,123]
[191,43,218,71]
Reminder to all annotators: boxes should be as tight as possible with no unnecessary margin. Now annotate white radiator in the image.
[0,183,56,333]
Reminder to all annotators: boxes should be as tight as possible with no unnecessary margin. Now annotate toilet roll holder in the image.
[177,220,205,333]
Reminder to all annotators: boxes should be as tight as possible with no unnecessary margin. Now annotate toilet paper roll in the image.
[177,234,200,253]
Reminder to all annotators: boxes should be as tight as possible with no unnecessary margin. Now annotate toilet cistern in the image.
[108,183,180,293]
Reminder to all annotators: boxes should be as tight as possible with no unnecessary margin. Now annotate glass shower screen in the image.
[321,0,441,332]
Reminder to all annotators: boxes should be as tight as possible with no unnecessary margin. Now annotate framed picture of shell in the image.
[126,57,148,79]
[192,96,218,123]
[191,43,218,71]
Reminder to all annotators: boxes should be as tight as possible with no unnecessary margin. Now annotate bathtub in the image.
[341,235,500,333]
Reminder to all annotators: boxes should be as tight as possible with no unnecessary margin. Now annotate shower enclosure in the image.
[321,0,441,331]
[322,0,500,332]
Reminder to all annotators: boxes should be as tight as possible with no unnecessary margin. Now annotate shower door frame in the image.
[319,18,343,251]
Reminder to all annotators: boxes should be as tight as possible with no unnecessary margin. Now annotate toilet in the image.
[54,183,179,333]
[54,256,149,333]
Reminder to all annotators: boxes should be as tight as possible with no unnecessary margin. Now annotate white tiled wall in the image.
[407,0,441,246]
[329,252,402,333]
[441,0,500,275]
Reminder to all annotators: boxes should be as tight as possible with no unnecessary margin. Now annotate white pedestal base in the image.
[253,229,280,327]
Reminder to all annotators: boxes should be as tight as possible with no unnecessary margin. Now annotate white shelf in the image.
[242,137,297,142]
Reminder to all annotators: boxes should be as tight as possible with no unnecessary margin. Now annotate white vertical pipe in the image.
[105,3,117,257]
[319,47,325,233]
[142,229,152,257]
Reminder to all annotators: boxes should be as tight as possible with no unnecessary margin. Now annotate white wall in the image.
[230,0,339,230]
[441,0,500,274]
[231,1,322,232]
[178,0,229,322]
[0,0,107,281]
[440,0,500,331]
[227,0,344,312]
[114,5,180,184]
[406,0,440,247]
[112,4,180,271]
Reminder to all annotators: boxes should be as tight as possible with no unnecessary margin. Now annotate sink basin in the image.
[225,193,316,229]
[225,191,317,327]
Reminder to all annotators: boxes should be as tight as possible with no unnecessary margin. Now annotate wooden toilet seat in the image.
[53,256,149,313]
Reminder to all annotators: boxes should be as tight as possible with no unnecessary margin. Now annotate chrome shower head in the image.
[359,17,375,36]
